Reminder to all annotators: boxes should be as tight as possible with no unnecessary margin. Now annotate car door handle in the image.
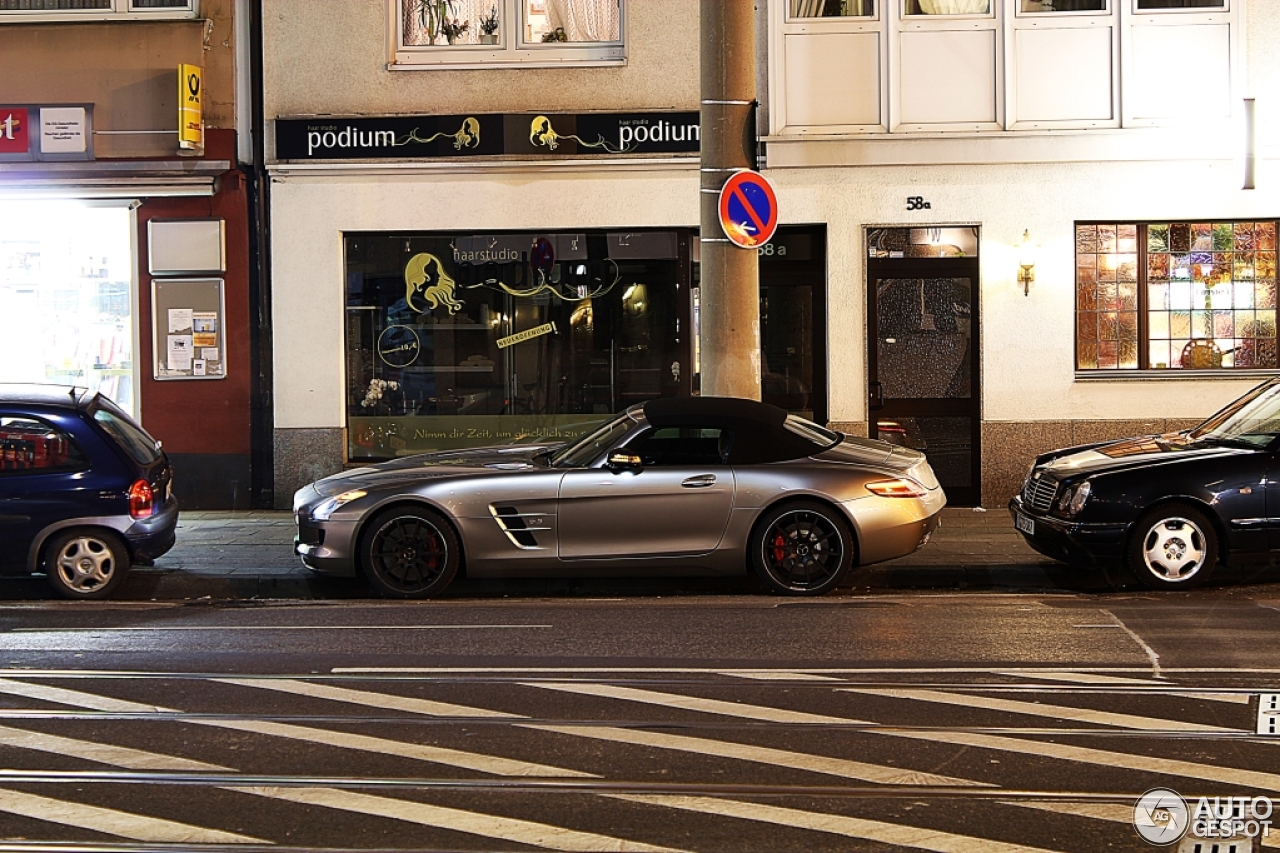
[682,475,717,488]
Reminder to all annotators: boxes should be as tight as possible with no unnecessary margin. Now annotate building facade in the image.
[263,0,1277,508]
[0,0,259,508]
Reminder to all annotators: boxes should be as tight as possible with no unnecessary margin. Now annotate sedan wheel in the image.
[44,530,130,600]
[1128,505,1217,590]
[751,501,853,595]
[361,508,460,598]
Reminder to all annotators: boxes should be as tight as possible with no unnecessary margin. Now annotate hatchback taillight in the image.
[128,479,155,519]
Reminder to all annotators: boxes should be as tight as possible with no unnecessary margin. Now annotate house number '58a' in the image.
[906,196,932,211]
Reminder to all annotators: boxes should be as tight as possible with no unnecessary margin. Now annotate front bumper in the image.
[294,511,360,577]
[1008,495,1129,565]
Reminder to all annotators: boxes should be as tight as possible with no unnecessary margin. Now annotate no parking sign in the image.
[717,169,779,248]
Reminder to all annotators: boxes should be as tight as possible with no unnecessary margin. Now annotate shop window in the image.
[393,0,624,68]
[0,0,197,20]
[789,0,875,17]
[1075,221,1278,372]
[0,416,87,474]
[343,230,686,461]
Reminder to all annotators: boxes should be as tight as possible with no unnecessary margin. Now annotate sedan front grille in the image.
[1022,471,1058,513]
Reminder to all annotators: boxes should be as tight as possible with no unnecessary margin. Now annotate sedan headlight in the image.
[311,489,367,521]
[1055,480,1092,517]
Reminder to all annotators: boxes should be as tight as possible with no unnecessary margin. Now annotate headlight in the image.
[1056,481,1092,517]
[311,489,367,521]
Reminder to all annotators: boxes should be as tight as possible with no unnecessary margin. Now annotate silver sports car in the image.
[293,397,945,597]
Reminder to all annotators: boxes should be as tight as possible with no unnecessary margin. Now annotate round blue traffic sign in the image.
[718,170,779,248]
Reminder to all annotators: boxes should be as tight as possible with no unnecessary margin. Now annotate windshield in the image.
[91,396,163,465]
[550,413,636,468]
[783,414,841,449]
[1189,381,1280,448]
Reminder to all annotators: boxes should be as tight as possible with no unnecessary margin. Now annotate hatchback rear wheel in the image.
[44,529,130,600]
[361,507,460,598]
[1127,504,1217,590]
[750,501,853,595]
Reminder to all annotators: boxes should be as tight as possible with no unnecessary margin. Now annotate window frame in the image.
[390,0,626,70]
[1074,219,1279,377]
[0,0,198,22]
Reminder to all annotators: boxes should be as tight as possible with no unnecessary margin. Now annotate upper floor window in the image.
[789,0,874,17]
[1137,0,1225,8]
[1020,0,1105,12]
[0,0,197,20]
[1076,221,1278,372]
[393,0,624,69]
[904,0,990,14]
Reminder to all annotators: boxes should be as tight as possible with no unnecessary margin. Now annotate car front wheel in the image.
[361,507,460,598]
[43,529,130,600]
[750,501,854,595]
[1127,504,1217,590]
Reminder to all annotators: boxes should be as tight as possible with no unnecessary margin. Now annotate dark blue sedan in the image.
[0,384,178,599]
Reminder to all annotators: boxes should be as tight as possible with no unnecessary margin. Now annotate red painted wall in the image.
[135,129,252,460]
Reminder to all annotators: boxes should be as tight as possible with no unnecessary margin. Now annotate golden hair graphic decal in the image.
[530,115,632,154]
[404,253,463,314]
[394,117,481,151]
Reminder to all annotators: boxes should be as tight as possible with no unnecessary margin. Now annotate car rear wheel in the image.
[361,507,460,598]
[1127,504,1217,590]
[43,529,130,600]
[750,501,853,595]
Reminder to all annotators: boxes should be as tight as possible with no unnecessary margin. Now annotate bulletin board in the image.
[151,278,227,380]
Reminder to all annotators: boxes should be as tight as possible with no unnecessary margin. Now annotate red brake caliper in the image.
[772,533,787,564]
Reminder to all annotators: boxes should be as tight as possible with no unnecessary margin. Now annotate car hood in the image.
[1040,433,1254,479]
[311,444,563,497]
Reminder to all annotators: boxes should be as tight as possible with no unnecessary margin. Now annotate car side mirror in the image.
[606,451,643,473]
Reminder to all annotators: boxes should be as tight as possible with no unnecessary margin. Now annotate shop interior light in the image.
[1018,229,1036,296]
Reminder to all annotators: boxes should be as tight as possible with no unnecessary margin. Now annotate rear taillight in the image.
[128,479,155,519]
[865,478,927,498]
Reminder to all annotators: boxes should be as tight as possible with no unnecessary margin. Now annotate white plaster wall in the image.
[261,0,698,129]
[271,168,699,429]
[769,156,1279,427]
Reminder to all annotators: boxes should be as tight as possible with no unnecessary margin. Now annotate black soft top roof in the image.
[639,396,830,464]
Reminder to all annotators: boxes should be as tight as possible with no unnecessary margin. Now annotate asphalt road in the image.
[0,586,1278,852]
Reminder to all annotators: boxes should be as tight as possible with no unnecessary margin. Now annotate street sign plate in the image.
[718,169,779,248]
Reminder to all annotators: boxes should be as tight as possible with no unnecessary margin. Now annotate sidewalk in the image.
[107,506,1068,601]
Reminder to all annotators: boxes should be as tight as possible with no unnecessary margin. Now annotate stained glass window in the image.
[1076,221,1279,371]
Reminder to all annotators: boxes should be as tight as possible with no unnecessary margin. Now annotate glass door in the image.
[867,255,980,505]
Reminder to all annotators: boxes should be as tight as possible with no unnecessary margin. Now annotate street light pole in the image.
[699,0,760,400]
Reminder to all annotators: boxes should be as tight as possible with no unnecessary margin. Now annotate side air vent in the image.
[490,505,546,549]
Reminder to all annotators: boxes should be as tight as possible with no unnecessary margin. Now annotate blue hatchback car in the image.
[0,384,178,599]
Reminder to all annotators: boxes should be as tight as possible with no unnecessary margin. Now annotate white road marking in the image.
[527,682,870,725]
[214,677,526,718]
[720,671,843,681]
[840,688,1241,732]
[0,788,263,844]
[889,729,1280,792]
[608,794,1065,853]
[1003,801,1132,823]
[229,786,688,853]
[523,724,992,788]
[997,670,1251,704]
[1102,609,1163,678]
[200,717,594,777]
[0,724,229,771]
[330,666,1280,675]
[0,678,592,778]
[10,624,552,632]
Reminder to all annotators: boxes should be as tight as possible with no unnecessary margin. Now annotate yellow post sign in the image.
[178,63,203,153]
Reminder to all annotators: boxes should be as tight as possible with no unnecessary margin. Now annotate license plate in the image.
[1015,512,1035,536]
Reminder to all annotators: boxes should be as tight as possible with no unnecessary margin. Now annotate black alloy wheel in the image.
[361,507,460,598]
[43,529,130,600]
[1127,503,1218,590]
[750,501,853,595]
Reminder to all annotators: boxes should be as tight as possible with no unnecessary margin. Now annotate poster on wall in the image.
[152,278,226,380]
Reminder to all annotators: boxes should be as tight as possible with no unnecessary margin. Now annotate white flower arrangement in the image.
[361,378,399,408]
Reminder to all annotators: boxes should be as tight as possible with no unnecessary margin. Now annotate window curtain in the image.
[546,0,620,42]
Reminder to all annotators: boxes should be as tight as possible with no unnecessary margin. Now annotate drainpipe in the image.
[699,0,760,400]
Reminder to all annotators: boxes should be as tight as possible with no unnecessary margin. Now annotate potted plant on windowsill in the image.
[478,6,499,44]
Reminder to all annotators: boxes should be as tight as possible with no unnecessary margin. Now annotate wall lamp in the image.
[1018,229,1036,296]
